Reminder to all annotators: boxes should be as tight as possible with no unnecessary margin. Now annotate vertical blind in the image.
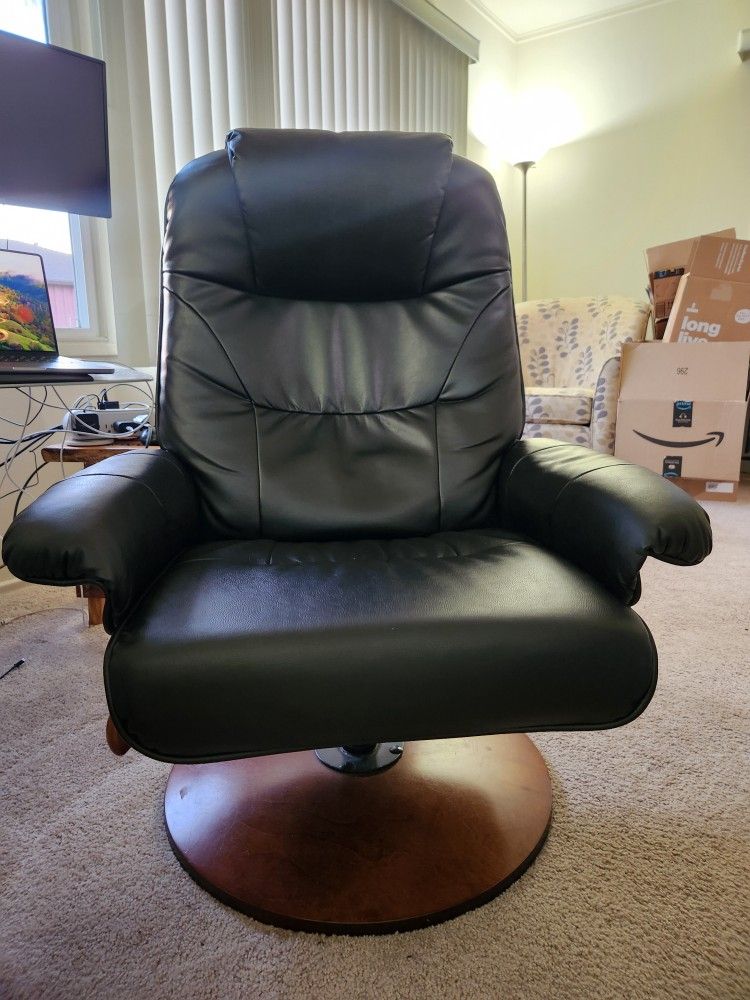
[137,0,276,217]
[116,0,468,217]
[95,0,470,358]
[274,0,469,151]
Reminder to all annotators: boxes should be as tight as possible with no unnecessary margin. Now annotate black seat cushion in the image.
[105,531,657,762]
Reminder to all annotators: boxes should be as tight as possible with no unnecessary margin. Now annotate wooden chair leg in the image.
[106,716,131,756]
[81,584,105,627]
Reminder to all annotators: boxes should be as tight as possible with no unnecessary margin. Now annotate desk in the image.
[0,363,152,388]
[39,440,149,626]
[40,441,148,467]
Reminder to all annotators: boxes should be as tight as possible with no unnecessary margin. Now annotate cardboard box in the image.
[664,235,750,343]
[615,342,750,483]
[645,228,735,330]
[653,316,669,340]
[671,478,739,503]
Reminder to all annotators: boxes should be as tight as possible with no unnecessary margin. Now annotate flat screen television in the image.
[0,29,111,218]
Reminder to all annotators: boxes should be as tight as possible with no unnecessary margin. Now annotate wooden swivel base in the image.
[164,734,552,935]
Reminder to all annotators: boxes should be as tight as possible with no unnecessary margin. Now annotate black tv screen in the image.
[0,29,111,218]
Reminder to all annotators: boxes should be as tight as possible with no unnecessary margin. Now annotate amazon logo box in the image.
[664,236,750,344]
[615,342,750,492]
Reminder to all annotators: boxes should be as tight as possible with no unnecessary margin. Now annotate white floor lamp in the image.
[508,116,553,304]
[515,160,535,303]
[476,86,577,302]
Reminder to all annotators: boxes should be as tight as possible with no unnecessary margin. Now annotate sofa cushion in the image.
[523,422,592,447]
[525,386,593,426]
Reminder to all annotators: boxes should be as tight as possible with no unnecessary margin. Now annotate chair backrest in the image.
[157,129,523,540]
[515,296,650,391]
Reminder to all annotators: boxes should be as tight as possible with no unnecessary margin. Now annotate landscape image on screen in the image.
[0,251,56,352]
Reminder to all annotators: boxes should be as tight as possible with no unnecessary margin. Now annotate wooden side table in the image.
[39,441,148,626]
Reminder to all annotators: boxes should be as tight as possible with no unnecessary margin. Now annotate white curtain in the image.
[274,0,469,152]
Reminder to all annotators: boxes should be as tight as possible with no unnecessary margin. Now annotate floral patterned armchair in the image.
[516,296,650,454]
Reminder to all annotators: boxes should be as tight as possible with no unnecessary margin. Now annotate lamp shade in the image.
[470,84,583,169]
[506,91,555,166]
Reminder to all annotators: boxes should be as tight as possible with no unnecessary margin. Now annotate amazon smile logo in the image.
[633,430,725,449]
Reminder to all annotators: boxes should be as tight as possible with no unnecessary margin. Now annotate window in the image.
[0,0,113,353]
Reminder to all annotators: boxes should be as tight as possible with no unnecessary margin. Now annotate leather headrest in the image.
[163,128,510,302]
[225,128,453,301]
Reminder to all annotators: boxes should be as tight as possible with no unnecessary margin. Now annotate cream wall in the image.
[435,1,520,265]
[514,0,750,302]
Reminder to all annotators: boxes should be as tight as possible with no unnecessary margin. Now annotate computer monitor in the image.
[0,29,111,218]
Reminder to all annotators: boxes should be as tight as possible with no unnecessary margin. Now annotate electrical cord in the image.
[20,382,154,416]
[0,429,62,447]
[47,385,155,483]
[0,388,35,495]
[0,431,58,471]
[1,382,155,513]
[12,454,53,518]
[0,386,48,427]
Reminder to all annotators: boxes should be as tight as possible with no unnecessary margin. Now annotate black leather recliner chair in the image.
[3,129,712,934]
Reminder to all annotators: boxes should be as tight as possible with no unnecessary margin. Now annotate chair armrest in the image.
[497,438,712,605]
[2,450,199,632]
[590,355,621,454]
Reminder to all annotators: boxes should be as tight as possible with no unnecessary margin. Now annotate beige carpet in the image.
[1,485,749,1000]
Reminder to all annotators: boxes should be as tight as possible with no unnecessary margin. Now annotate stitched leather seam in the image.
[169,354,248,402]
[548,463,643,600]
[84,449,195,489]
[419,153,453,294]
[250,380,501,417]
[543,462,630,544]
[252,401,263,535]
[226,137,259,290]
[164,267,511,302]
[175,539,527,566]
[500,441,576,520]
[434,401,443,532]
[165,288,252,400]
[64,471,176,518]
[504,442,570,486]
[163,287,264,534]
[253,401,431,416]
[550,461,634,518]
[435,281,510,400]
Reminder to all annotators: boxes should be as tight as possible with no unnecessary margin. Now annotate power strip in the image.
[63,406,151,437]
